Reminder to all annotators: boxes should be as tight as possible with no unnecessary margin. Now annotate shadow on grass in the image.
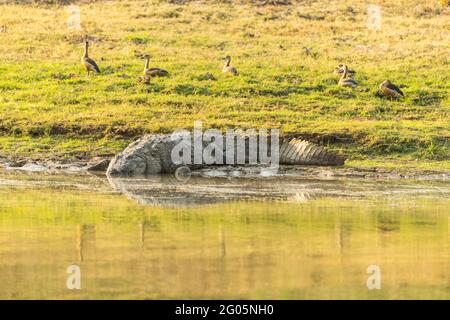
[172,84,212,96]
[411,90,443,106]
[239,85,326,97]
[325,88,357,99]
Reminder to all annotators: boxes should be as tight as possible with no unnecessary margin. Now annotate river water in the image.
[0,169,449,299]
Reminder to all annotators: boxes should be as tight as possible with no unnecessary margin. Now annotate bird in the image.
[222,56,238,75]
[338,65,358,87]
[81,38,100,76]
[142,54,169,83]
[334,64,356,77]
[379,80,404,99]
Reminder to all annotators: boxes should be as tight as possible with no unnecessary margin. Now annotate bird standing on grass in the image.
[142,54,169,84]
[81,38,100,76]
[334,64,356,78]
[222,56,238,75]
[379,80,404,99]
[338,65,358,87]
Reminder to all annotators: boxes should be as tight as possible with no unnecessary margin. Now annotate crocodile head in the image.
[106,136,163,176]
[106,153,149,176]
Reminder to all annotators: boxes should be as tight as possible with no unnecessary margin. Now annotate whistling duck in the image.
[338,65,358,87]
[81,38,100,76]
[222,56,238,75]
[143,54,169,83]
[334,64,356,78]
[379,80,404,99]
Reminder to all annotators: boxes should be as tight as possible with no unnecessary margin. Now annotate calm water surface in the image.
[0,170,449,299]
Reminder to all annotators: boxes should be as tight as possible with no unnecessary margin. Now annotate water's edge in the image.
[0,156,449,181]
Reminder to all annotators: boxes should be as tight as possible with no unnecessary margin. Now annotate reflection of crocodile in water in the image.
[107,175,318,206]
[107,171,450,207]
[107,134,346,176]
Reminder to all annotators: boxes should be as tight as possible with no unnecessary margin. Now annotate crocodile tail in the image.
[279,138,346,166]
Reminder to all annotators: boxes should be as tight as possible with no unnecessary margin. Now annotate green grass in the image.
[0,0,449,168]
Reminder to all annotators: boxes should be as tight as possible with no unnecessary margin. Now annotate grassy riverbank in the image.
[0,0,448,169]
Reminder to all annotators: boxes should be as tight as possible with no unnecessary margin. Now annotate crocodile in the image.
[106,133,346,176]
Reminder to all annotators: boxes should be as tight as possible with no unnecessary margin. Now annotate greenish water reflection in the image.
[0,173,449,299]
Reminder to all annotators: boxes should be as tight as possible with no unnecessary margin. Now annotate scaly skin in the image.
[107,134,346,176]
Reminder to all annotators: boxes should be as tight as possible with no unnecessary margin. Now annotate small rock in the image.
[7,159,27,168]
[87,159,111,172]
[14,163,48,172]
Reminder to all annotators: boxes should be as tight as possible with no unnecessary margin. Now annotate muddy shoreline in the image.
[0,156,448,181]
